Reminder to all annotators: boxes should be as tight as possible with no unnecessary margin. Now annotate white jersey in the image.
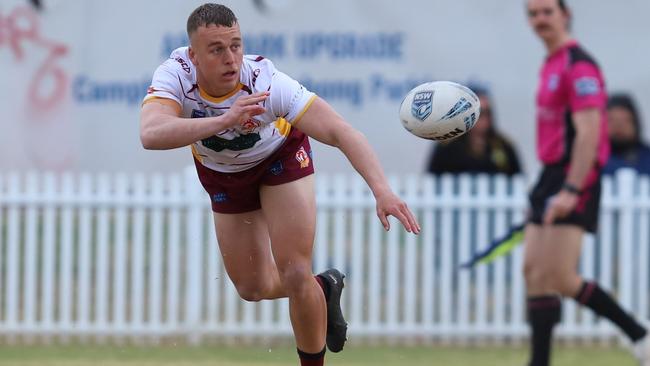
[143,47,316,173]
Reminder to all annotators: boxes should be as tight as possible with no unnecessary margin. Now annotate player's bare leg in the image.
[524,224,647,366]
[524,224,583,297]
[261,175,327,360]
[213,210,286,301]
[522,224,573,366]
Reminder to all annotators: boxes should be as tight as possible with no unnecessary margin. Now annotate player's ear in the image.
[188,46,198,66]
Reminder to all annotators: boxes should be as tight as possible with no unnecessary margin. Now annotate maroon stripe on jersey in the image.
[179,75,197,101]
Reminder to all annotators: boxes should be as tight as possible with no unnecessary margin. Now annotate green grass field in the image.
[0,345,638,366]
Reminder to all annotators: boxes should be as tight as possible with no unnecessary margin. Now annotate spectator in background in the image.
[425,84,522,176]
[603,93,650,175]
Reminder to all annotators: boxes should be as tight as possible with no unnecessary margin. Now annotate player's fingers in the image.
[243,91,269,98]
[403,206,420,234]
[543,205,556,225]
[377,211,390,231]
[244,105,266,116]
[390,208,413,233]
[397,202,420,234]
[239,92,269,104]
[401,204,420,231]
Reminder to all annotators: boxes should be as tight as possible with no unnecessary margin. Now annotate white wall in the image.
[2,0,649,176]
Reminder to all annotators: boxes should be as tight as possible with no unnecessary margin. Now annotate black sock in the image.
[297,346,326,366]
[527,295,562,366]
[574,281,647,342]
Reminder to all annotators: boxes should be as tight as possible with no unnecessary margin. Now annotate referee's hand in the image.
[543,190,579,225]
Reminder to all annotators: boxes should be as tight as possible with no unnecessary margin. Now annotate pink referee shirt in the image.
[535,40,610,170]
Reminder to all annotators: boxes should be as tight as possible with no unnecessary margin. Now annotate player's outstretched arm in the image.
[140,92,269,150]
[294,97,420,234]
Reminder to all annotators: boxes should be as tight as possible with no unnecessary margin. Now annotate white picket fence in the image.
[0,167,649,344]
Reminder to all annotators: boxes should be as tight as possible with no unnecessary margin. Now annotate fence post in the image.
[616,169,636,316]
[6,173,21,341]
[184,166,204,345]
[2,169,643,343]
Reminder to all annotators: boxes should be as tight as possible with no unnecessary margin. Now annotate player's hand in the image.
[375,191,421,234]
[223,91,269,128]
[543,190,578,225]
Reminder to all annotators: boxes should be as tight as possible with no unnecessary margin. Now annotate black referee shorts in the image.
[528,164,601,233]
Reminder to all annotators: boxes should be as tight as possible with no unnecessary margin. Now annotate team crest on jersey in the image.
[574,77,600,96]
[295,146,310,168]
[241,118,261,133]
[411,91,434,121]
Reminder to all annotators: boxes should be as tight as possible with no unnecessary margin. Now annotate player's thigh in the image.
[259,175,316,269]
[524,224,548,269]
[524,223,583,276]
[212,210,275,283]
[542,225,584,276]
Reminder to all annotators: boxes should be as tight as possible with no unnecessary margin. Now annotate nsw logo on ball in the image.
[411,91,434,121]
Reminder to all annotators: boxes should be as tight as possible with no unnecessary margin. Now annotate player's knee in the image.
[523,260,536,283]
[234,283,266,302]
[548,274,581,297]
[278,264,313,295]
[523,261,548,288]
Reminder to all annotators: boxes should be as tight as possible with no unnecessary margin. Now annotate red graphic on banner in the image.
[0,6,69,111]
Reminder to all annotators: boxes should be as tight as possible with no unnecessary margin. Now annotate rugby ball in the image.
[399,81,480,141]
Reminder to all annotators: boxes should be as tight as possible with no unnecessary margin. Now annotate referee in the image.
[523,1,649,365]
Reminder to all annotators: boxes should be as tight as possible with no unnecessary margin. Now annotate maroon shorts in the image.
[193,128,315,213]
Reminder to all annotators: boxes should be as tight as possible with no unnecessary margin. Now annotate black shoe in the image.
[317,268,348,353]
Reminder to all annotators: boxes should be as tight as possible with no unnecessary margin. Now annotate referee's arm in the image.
[542,108,599,225]
[565,108,600,189]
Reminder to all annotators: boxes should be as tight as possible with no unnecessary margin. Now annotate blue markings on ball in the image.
[442,97,472,121]
[411,90,434,121]
[464,112,477,131]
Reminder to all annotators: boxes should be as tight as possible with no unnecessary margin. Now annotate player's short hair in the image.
[525,0,570,15]
[187,3,238,36]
